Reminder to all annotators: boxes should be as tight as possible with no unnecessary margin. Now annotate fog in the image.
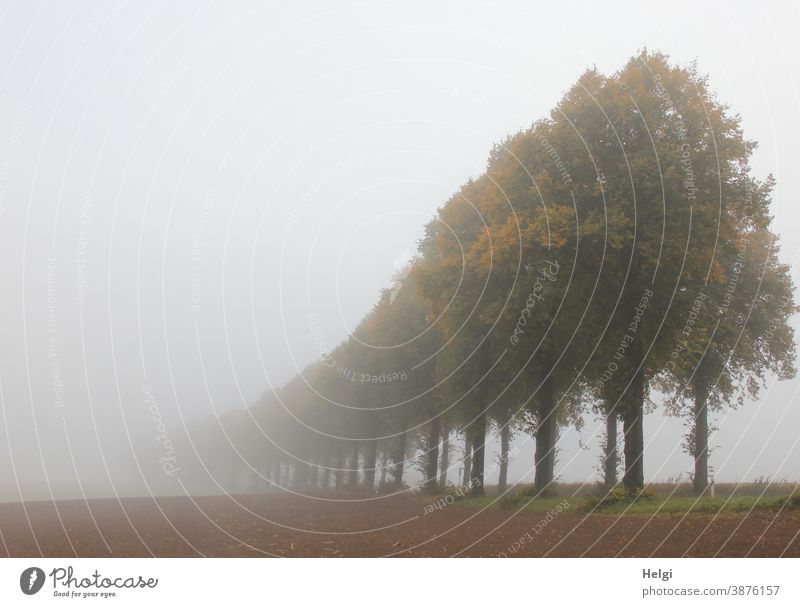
[1,0,799,502]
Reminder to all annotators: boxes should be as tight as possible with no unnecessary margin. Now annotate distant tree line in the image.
[177,51,795,499]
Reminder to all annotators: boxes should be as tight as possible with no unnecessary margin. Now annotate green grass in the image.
[453,494,581,513]
[586,494,798,515]
[444,490,800,516]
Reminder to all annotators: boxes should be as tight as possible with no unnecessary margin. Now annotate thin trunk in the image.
[392,432,407,489]
[322,455,332,490]
[262,460,273,491]
[622,346,645,491]
[270,461,279,488]
[347,442,360,489]
[469,412,487,496]
[424,418,440,493]
[534,371,558,495]
[363,439,378,493]
[292,460,309,489]
[604,411,618,487]
[622,249,646,492]
[462,434,472,486]
[438,430,449,489]
[307,461,316,489]
[693,372,709,496]
[312,460,321,488]
[498,422,511,493]
[379,452,387,486]
[335,446,346,491]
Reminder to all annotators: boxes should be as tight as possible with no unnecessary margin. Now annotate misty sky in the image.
[1,0,799,501]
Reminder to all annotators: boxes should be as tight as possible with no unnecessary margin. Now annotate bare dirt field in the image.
[1,493,798,557]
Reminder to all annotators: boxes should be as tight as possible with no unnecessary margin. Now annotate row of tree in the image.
[179,51,795,498]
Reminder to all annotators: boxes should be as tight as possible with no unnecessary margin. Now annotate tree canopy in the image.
[176,51,795,499]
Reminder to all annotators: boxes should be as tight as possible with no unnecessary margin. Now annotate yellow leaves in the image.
[581,207,631,250]
[704,256,728,287]
[467,219,519,273]
[522,205,575,250]
[462,202,578,281]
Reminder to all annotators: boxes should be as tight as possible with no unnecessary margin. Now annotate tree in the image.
[414,178,500,496]
[541,51,785,490]
[659,228,796,494]
[183,50,795,503]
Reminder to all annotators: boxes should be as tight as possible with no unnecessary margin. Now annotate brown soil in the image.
[0,493,798,557]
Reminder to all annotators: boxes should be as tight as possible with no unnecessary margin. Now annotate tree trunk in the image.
[534,371,558,495]
[322,455,332,490]
[622,352,645,491]
[462,434,472,486]
[693,373,709,496]
[379,452,387,487]
[498,422,511,493]
[392,432,407,489]
[363,439,378,493]
[604,411,618,487]
[347,442,360,489]
[621,249,646,492]
[314,460,322,488]
[424,418,440,493]
[469,412,487,496]
[270,461,279,488]
[292,459,309,489]
[335,446,346,491]
[309,460,319,489]
[439,429,449,489]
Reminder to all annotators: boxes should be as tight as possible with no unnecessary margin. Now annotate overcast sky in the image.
[1,0,799,500]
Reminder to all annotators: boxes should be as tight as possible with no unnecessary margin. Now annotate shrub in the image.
[580,485,654,512]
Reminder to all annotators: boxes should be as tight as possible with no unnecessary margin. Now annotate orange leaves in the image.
[522,205,576,251]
